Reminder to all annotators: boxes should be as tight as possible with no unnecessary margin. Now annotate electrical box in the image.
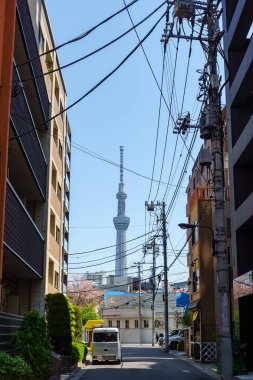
[173,0,195,19]
[199,148,212,167]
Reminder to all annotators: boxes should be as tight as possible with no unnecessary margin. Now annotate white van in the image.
[92,327,121,364]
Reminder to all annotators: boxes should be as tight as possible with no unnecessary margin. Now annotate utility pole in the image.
[151,241,157,347]
[169,1,233,378]
[145,239,159,346]
[145,201,169,352]
[161,202,169,353]
[207,6,233,380]
[133,261,142,345]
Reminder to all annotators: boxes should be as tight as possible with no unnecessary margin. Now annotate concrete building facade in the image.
[222,0,253,369]
[103,290,183,344]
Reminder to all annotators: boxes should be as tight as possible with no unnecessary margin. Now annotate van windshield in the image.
[93,332,118,342]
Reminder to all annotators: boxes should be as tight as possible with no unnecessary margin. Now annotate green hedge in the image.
[11,310,53,380]
[0,352,33,380]
[83,345,88,361]
[45,293,72,356]
[72,342,84,365]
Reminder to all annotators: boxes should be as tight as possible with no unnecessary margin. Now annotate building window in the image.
[48,259,54,285]
[53,123,58,145]
[144,320,149,328]
[125,320,129,329]
[51,166,57,191]
[54,271,59,289]
[57,183,62,200]
[60,100,64,119]
[193,269,199,292]
[116,320,120,328]
[50,212,55,236]
[55,226,60,244]
[39,26,45,52]
[108,320,112,327]
[191,221,198,246]
[135,320,138,328]
[58,141,63,159]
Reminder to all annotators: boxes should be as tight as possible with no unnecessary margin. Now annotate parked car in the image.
[159,329,188,349]
[168,328,188,349]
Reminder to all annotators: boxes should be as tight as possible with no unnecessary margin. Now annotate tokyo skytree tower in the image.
[113,146,130,276]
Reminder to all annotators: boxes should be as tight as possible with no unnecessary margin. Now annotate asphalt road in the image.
[78,345,214,380]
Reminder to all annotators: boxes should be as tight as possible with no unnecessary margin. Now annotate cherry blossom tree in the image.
[67,273,104,307]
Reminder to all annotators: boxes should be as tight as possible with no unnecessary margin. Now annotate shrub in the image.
[45,293,72,355]
[83,345,88,361]
[72,305,83,343]
[72,342,84,365]
[11,310,53,380]
[216,336,247,375]
[0,352,33,380]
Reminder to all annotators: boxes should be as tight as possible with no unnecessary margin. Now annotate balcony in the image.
[65,154,70,173]
[63,238,68,254]
[65,174,70,192]
[66,135,71,154]
[64,216,69,233]
[10,66,47,198]
[64,194,69,212]
[16,0,50,123]
[4,181,44,278]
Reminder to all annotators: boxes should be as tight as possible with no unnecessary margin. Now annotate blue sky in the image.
[45,1,211,283]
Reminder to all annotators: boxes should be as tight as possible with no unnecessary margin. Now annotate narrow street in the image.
[78,345,214,380]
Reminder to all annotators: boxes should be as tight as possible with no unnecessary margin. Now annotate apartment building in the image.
[34,0,71,297]
[222,0,253,369]
[0,0,70,343]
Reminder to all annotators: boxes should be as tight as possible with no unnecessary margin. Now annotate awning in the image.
[84,319,104,329]
[192,311,199,321]
[188,300,200,310]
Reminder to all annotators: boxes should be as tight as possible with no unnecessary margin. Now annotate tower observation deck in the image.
[113,146,130,276]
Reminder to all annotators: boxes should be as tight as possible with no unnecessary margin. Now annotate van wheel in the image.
[117,359,121,364]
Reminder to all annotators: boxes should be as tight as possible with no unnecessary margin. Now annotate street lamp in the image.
[178,223,215,256]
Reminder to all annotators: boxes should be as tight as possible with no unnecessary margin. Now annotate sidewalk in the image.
[171,350,253,380]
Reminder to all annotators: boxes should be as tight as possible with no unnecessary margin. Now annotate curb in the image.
[169,351,219,380]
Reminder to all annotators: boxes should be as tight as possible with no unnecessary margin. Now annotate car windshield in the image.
[169,330,179,336]
[93,332,118,342]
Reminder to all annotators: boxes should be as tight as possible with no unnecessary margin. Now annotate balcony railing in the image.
[4,181,44,278]
[11,66,47,198]
[16,0,50,123]
[0,312,23,351]
[65,154,70,172]
[64,216,69,233]
[65,175,70,192]
[64,238,68,254]
[65,194,69,212]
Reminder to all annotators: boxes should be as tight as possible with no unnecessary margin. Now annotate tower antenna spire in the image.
[120,145,124,184]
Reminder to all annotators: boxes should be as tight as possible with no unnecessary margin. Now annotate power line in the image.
[15,0,140,68]
[10,12,166,140]
[17,2,166,83]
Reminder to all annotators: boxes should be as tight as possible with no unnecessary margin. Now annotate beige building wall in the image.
[36,1,70,298]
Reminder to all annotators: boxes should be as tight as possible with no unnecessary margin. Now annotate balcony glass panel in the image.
[4,181,44,277]
[11,67,47,198]
[16,0,50,122]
